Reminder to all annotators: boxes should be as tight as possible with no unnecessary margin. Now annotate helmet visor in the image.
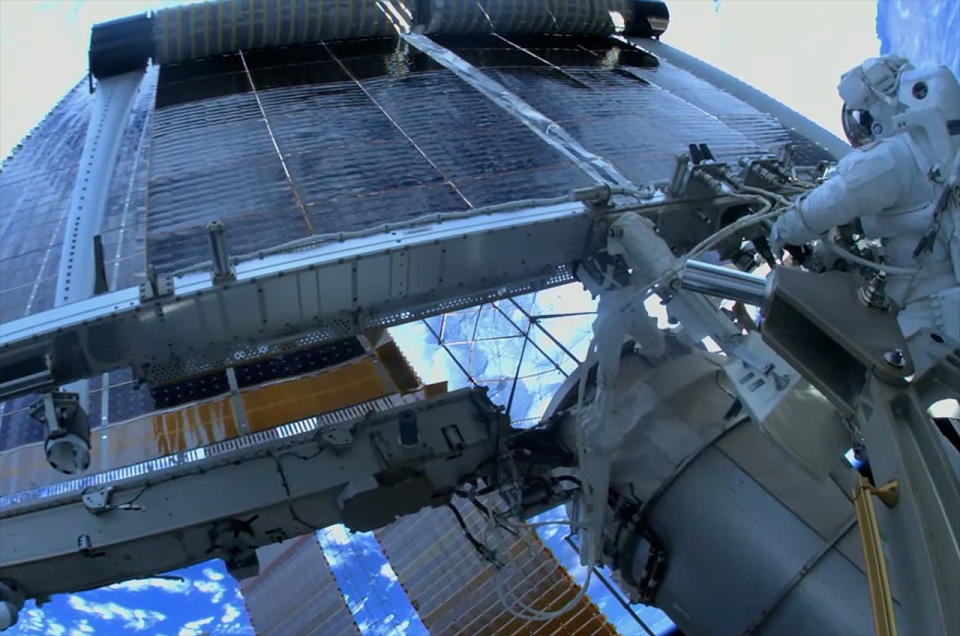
[841,104,874,147]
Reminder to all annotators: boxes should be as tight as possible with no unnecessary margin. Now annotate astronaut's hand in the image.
[768,217,811,265]
[768,217,787,256]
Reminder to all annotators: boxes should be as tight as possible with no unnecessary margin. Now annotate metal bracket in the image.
[761,267,914,414]
[81,486,114,514]
[80,485,145,514]
[139,264,173,301]
[318,422,354,452]
[207,221,236,283]
[723,343,797,423]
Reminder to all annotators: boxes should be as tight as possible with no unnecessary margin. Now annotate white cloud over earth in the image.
[177,616,214,636]
[221,604,241,624]
[66,596,166,632]
[192,580,226,604]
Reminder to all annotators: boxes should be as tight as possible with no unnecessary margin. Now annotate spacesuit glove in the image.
[768,216,788,256]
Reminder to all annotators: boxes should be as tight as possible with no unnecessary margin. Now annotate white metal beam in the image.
[0,388,507,601]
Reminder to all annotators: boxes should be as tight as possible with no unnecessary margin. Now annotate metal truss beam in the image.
[1,194,744,401]
[0,198,593,397]
[0,388,507,601]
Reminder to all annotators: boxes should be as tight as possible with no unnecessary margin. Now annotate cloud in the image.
[178,616,214,636]
[378,563,398,583]
[344,594,368,614]
[202,567,225,581]
[192,580,226,604]
[22,608,45,632]
[107,577,192,595]
[69,619,95,635]
[221,603,241,624]
[46,619,66,636]
[67,596,166,631]
[319,524,352,545]
[538,525,562,541]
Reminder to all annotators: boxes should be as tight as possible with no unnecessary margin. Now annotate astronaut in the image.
[769,55,960,344]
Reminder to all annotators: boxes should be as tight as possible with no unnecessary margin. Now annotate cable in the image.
[118,485,148,508]
[495,564,593,622]
[685,200,779,260]
[730,179,920,276]
[484,514,594,621]
[278,442,325,462]
[270,452,321,531]
[822,240,920,275]
[447,502,497,563]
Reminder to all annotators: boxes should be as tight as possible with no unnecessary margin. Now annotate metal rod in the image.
[681,260,768,306]
[438,313,448,345]
[505,319,533,416]
[854,477,899,636]
[469,304,483,375]
[531,311,597,320]
[507,297,583,366]
[422,319,479,388]
[207,221,234,282]
[492,302,569,378]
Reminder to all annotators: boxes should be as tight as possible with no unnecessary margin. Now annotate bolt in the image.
[883,349,905,369]
[858,271,890,311]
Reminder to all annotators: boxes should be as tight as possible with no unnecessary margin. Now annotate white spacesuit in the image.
[770,55,960,344]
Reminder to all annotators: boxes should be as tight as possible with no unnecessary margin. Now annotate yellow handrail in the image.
[854,475,899,636]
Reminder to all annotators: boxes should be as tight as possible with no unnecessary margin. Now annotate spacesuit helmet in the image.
[838,55,912,147]
[892,65,960,164]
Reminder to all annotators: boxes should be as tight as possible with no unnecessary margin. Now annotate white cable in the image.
[730,180,921,276]
[495,560,594,621]
[485,513,595,621]
[823,240,920,275]
[685,200,780,261]
[736,184,792,208]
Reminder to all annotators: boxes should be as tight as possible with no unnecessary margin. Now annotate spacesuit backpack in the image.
[894,65,960,285]
[839,57,960,287]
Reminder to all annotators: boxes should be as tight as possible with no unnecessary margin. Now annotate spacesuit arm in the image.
[773,139,916,245]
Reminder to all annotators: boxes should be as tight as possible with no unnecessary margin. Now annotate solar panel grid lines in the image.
[241,534,361,634]
[374,495,617,634]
